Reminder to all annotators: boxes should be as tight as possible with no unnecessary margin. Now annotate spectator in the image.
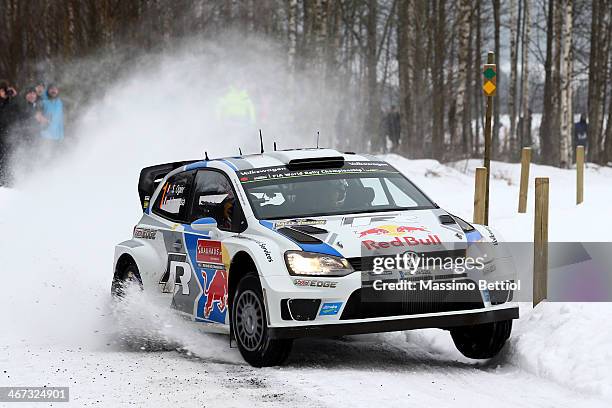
[35,80,47,102]
[216,82,256,126]
[0,80,18,185]
[384,105,401,153]
[335,106,350,150]
[574,114,588,152]
[40,83,64,142]
[15,87,44,146]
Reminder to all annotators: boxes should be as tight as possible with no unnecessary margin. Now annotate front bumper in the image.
[268,304,519,339]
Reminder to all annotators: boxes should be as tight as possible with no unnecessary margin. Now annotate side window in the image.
[152,171,194,222]
[189,170,246,232]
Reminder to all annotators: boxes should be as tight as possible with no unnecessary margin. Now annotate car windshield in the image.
[236,161,436,220]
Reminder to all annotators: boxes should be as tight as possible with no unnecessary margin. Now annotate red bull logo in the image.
[203,269,228,318]
[358,227,389,238]
[357,224,429,238]
[362,235,442,250]
[396,226,427,233]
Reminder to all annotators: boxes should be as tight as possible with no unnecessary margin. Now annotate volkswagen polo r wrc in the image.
[112,148,519,367]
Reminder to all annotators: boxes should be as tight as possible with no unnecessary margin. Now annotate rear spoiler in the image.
[138,160,197,211]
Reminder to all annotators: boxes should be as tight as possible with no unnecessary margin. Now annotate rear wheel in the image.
[111,260,143,299]
[232,274,292,367]
[450,320,512,359]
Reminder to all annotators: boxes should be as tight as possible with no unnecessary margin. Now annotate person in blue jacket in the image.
[40,84,64,141]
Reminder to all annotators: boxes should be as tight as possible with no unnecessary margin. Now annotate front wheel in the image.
[232,274,292,367]
[450,319,512,359]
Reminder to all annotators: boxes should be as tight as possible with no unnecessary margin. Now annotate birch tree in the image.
[519,0,531,150]
[559,0,574,167]
[508,0,519,155]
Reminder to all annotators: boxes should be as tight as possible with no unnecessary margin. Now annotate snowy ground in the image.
[1,154,611,407]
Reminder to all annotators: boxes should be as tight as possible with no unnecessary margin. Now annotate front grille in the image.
[340,279,484,320]
[347,249,466,271]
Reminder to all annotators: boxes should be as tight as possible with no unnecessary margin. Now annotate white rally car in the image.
[112,148,518,366]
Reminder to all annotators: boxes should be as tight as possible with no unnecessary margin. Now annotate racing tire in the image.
[232,274,293,367]
[450,319,512,359]
[111,260,143,299]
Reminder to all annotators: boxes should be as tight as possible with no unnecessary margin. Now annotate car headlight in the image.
[284,251,354,277]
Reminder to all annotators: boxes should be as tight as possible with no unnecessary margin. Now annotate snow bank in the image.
[512,303,612,399]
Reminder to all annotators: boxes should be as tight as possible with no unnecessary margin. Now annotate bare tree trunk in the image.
[540,0,555,164]
[397,0,414,157]
[602,3,612,163]
[411,0,427,158]
[432,0,445,161]
[587,0,608,163]
[549,0,563,166]
[519,0,531,150]
[560,0,574,167]
[287,0,297,75]
[365,0,380,152]
[475,0,483,156]
[455,0,471,157]
[492,0,501,158]
[509,0,519,158]
[447,19,457,159]
[464,6,473,155]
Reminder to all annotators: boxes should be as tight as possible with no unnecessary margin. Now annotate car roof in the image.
[186,148,380,172]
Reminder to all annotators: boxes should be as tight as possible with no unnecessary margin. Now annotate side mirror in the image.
[190,217,217,232]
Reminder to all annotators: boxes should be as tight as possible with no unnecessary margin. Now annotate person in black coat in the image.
[0,80,19,185]
[574,114,588,148]
[383,105,401,153]
[14,87,44,147]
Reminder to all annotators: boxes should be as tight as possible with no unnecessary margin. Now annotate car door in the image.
[183,169,247,324]
[150,170,200,316]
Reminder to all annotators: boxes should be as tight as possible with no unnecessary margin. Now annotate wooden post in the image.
[576,145,584,204]
[473,167,487,224]
[533,177,549,307]
[518,147,532,213]
[482,51,496,225]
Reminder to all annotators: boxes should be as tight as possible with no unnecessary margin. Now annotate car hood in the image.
[262,209,468,259]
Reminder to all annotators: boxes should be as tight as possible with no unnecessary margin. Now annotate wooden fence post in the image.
[518,147,531,213]
[473,167,487,225]
[576,145,584,204]
[533,177,549,307]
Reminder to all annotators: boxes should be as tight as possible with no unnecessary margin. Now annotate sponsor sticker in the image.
[293,279,338,288]
[197,240,223,264]
[159,253,192,295]
[484,226,499,245]
[357,224,428,238]
[134,227,158,240]
[275,219,327,228]
[202,269,228,318]
[361,235,442,250]
[319,302,343,316]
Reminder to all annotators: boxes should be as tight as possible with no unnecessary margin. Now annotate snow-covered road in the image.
[3,328,610,407]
